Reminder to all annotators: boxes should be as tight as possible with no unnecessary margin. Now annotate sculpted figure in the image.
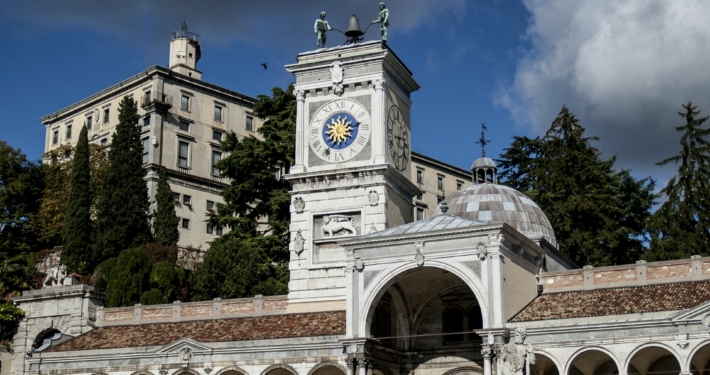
[321,215,358,237]
[500,327,536,375]
[371,2,389,41]
[314,11,333,48]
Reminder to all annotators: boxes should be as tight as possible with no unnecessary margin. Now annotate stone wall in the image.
[97,295,288,326]
[540,255,706,292]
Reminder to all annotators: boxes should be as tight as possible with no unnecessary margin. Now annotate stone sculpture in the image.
[321,215,358,237]
[500,327,536,375]
[42,264,76,287]
[331,61,344,96]
[314,11,333,48]
[294,230,306,255]
[371,2,389,42]
[293,197,305,213]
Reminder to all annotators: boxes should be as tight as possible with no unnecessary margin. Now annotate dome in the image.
[471,157,496,170]
[432,183,557,246]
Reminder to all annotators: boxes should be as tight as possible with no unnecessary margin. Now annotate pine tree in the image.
[646,102,710,260]
[193,85,295,300]
[498,105,655,266]
[93,97,152,263]
[61,124,93,274]
[153,167,179,246]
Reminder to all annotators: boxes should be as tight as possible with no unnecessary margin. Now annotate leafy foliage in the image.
[0,253,37,302]
[498,105,655,266]
[103,248,151,307]
[646,102,710,260]
[94,96,153,263]
[62,124,93,274]
[195,85,295,300]
[0,303,25,342]
[0,141,45,256]
[153,167,179,246]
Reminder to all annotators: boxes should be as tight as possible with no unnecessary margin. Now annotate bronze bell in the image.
[345,14,364,43]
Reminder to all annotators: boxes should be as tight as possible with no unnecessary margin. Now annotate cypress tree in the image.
[647,102,710,260]
[61,124,92,274]
[154,167,179,246]
[94,96,152,263]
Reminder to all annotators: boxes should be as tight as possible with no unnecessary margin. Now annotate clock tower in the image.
[284,41,420,313]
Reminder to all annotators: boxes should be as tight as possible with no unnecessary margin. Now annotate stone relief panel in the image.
[312,211,361,263]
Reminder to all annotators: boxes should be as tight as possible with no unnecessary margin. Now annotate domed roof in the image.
[471,157,496,170]
[432,183,557,246]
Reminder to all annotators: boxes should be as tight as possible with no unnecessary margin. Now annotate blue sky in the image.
[1,0,709,188]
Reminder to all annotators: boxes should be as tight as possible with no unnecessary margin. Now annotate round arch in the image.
[171,369,201,375]
[359,260,489,338]
[688,339,710,375]
[260,364,299,375]
[625,343,682,375]
[534,351,562,375]
[564,347,621,375]
[307,362,347,375]
[216,366,250,375]
[442,366,483,375]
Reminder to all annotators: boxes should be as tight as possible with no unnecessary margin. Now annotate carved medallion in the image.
[331,61,344,96]
[368,190,379,206]
[293,197,305,213]
[293,230,306,255]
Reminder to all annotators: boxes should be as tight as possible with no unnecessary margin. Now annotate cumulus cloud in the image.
[498,0,710,180]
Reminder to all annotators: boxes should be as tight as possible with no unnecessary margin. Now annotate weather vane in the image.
[475,123,490,157]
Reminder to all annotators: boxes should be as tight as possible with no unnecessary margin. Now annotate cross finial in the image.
[475,123,490,157]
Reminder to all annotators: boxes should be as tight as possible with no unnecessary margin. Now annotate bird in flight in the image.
[261,62,268,70]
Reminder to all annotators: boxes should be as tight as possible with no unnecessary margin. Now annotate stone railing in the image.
[540,255,710,292]
[96,295,288,326]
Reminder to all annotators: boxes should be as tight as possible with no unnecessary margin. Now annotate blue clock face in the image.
[309,99,371,163]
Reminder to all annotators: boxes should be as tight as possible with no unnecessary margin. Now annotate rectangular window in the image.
[144,90,151,103]
[214,106,222,121]
[143,116,151,127]
[182,195,192,206]
[173,192,180,202]
[416,192,422,200]
[246,116,254,131]
[216,226,223,235]
[212,129,223,142]
[178,141,189,167]
[211,150,222,175]
[101,138,107,145]
[52,130,59,145]
[206,200,215,212]
[416,208,424,221]
[103,108,110,124]
[206,223,214,234]
[86,116,92,128]
[66,124,72,140]
[179,121,190,132]
[437,176,444,190]
[181,95,189,111]
[457,181,463,191]
[416,170,423,183]
[181,218,190,229]
[142,138,149,163]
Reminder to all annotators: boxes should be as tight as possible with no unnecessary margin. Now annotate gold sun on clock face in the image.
[325,115,353,146]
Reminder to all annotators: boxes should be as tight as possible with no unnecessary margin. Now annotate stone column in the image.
[372,79,387,165]
[482,347,493,375]
[357,358,370,375]
[292,89,306,173]
[346,358,358,375]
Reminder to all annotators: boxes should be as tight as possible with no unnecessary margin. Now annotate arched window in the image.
[467,305,483,342]
[443,306,464,343]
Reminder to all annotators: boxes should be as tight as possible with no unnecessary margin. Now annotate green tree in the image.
[194,85,295,300]
[94,96,153,263]
[0,253,37,302]
[0,303,25,342]
[646,102,710,260]
[498,105,655,266]
[61,124,92,274]
[0,141,45,256]
[103,248,151,307]
[153,167,179,246]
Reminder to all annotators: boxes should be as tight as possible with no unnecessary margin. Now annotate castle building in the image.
[12,26,710,375]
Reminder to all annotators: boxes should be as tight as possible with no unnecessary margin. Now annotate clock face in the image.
[309,99,371,163]
[387,105,409,171]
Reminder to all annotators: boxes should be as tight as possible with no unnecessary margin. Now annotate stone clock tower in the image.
[284,41,420,313]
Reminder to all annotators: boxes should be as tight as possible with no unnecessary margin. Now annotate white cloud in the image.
[498,0,710,179]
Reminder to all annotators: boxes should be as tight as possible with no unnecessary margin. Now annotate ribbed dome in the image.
[432,184,556,246]
[471,157,496,170]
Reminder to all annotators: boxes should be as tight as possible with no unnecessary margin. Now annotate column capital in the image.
[373,79,387,91]
[294,89,306,101]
